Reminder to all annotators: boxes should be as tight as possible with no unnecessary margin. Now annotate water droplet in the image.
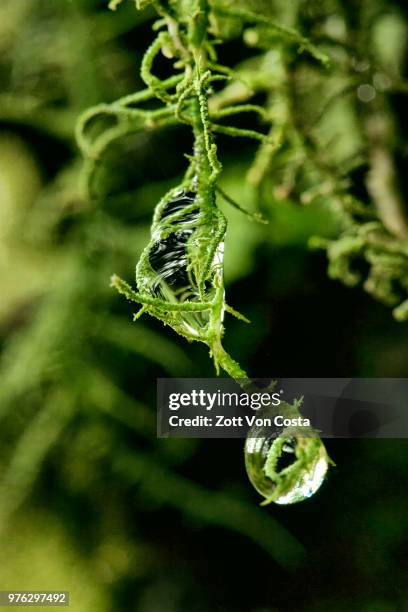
[245,427,329,505]
[142,190,224,337]
[373,72,391,92]
[357,84,376,103]
[149,193,198,292]
[149,231,193,293]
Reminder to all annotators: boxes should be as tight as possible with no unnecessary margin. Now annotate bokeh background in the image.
[0,1,407,610]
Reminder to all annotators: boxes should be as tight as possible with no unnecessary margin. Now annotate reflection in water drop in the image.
[143,190,224,337]
[149,229,193,294]
[245,429,329,505]
[149,192,200,299]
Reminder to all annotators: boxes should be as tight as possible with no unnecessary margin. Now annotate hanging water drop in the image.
[149,191,199,297]
[245,415,330,505]
[134,187,225,340]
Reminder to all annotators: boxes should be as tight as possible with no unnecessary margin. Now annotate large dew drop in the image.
[245,432,329,505]
[144,189,224,338]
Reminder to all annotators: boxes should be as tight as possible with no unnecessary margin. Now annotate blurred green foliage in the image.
[0,1,407,610]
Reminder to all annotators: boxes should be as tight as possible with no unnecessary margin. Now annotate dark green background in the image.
[0,1,407,610]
